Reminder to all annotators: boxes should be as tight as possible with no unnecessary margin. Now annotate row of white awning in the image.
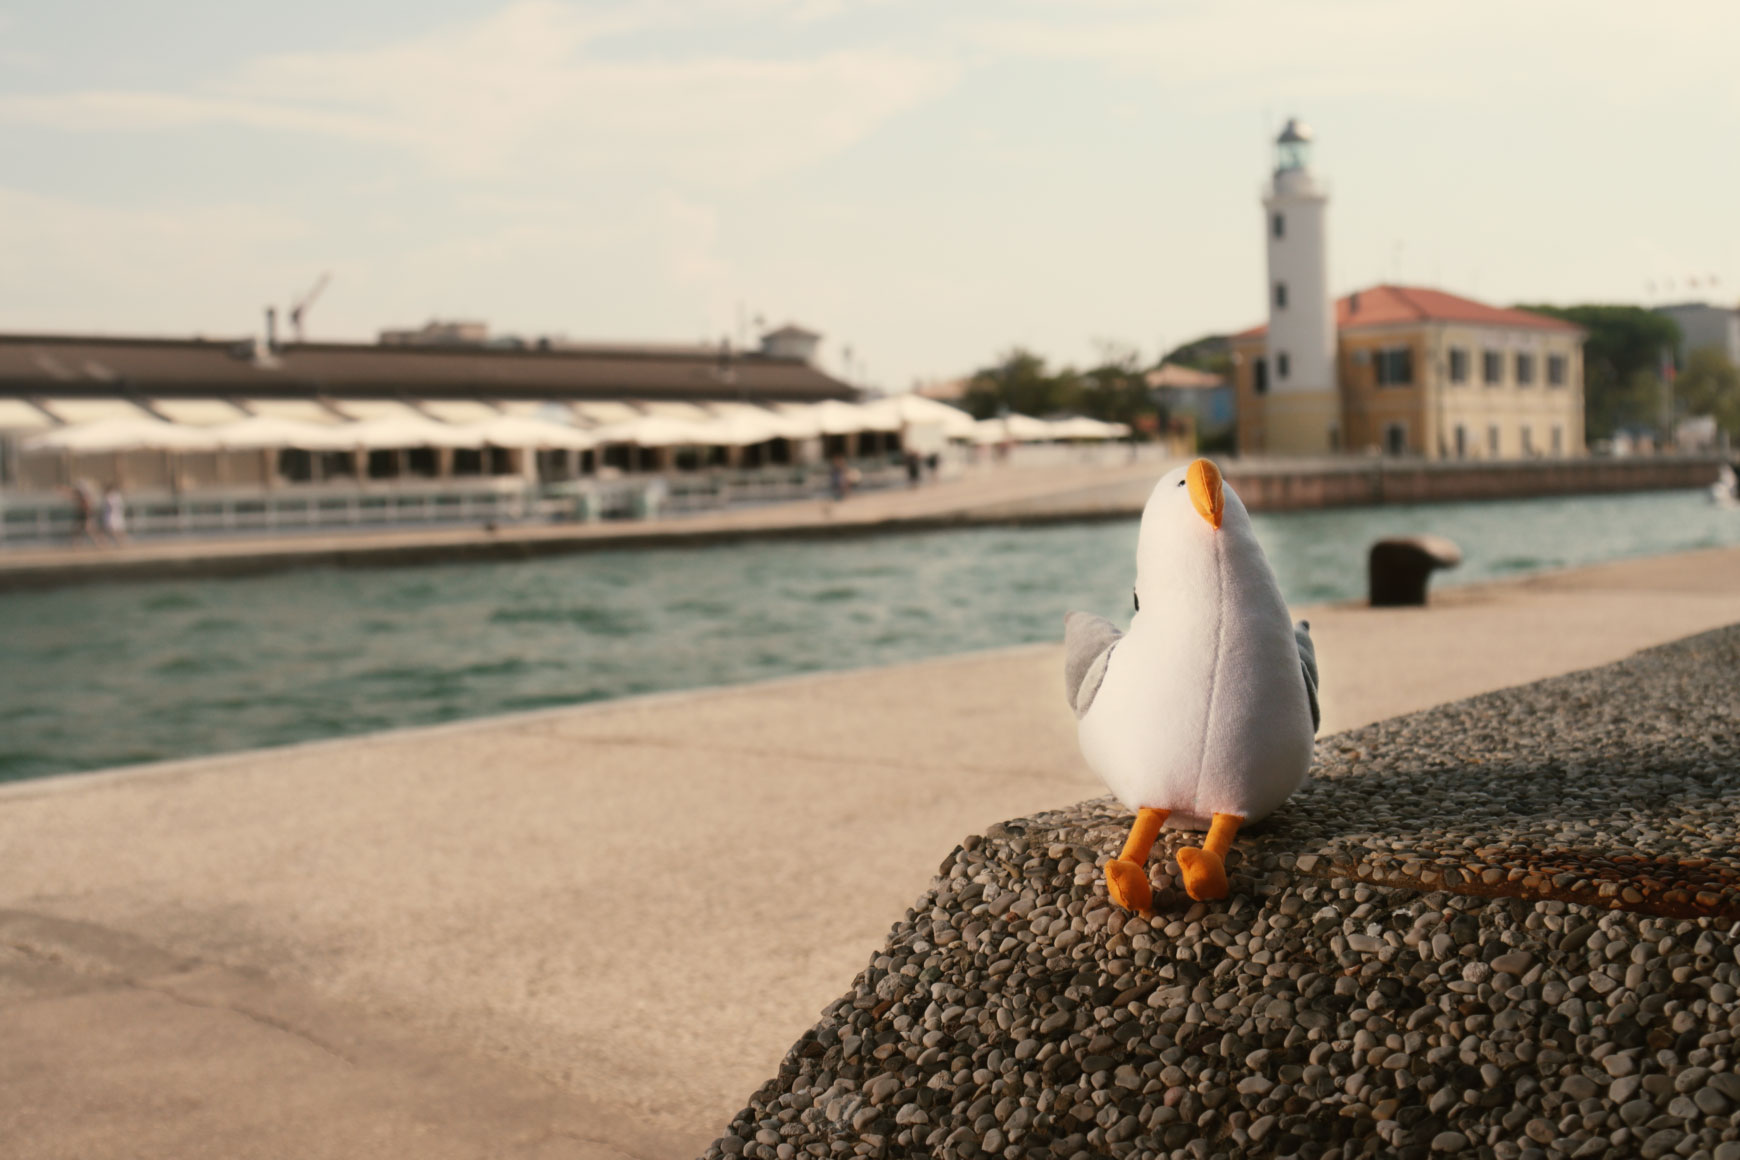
[15,394,1129,454]
[970,414,1132,444]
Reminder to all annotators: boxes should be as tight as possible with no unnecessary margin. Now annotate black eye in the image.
[1133,589,1139,611]
[1176,479,1186,487]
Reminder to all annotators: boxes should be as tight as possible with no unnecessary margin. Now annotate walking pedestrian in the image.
[100,482,127,544]
[68,480,99,545]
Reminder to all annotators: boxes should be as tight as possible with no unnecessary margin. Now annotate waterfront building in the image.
[1655,301,1740,367]
[1229,120,1587,460]
[0,323,858,493]
[1145,363,1233,448]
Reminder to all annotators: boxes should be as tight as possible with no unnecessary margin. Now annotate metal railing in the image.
[0,458,919,546]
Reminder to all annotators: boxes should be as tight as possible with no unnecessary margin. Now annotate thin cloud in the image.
[968,0,1738,109]
[0,0,958,183]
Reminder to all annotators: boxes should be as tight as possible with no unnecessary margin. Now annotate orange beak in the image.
[1187,459,1224,530]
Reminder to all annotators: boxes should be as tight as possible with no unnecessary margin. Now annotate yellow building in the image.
[1230,284,1587,459]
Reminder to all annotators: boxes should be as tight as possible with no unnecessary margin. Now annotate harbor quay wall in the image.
[1225,454,1724,512]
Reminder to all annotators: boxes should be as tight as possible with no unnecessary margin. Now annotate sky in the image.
[1,0,1736,390]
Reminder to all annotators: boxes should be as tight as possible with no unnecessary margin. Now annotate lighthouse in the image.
[1259,118,1339,454]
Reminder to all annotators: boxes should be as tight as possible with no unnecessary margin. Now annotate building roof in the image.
[1231,284,1584,340]
[1145,363,1227,390]
[0,332,855,404]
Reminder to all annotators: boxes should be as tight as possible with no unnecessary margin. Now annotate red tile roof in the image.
[1231,284,1583,340]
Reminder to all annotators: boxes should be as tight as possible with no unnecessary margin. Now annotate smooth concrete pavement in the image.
[3,546,1739,1158]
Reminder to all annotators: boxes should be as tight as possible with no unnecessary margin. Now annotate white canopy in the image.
[25,416,223,452]
[589,415,723,448]
[1048,416,1132,440]
[342,414,480,449]
[971,413,1056,444]
[862,394,979,438]
[693,410,788,447]
[776,400,901,437]
[463,415,599,449]
[212,415,361,450]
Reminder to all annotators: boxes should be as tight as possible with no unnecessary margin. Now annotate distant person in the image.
[828,453,851,501]
[100,483,127,544]
[925,452,940,481]
[68,480,98,545]
[904,451,922,488]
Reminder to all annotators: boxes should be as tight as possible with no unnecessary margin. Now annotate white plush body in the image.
[1074,467,1314,829]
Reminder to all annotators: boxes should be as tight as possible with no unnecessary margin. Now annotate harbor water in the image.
[2,487,1736,783]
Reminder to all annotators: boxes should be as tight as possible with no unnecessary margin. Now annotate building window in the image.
[1384,422,1408,456]
[1488,424,1501,455]
[1516,352,1535,386]
[1253,357,1268,395]
[1547,354,1567,387]
[1454,424,1468,459]
[1274,282,1288,309]
[1375,347,1413,387]
[1327,423,1341,451]
[1551,425,1563,455]
[1521,426,1534,455]
[1448,348,1469,385]
[1277,351,1291,380]
[1272,212,1285,239]
[1483,350,1503,386]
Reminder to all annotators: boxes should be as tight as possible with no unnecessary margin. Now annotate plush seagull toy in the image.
[1064,458,1320,911]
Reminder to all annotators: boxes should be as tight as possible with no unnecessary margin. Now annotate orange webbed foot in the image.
[1104,859,1154,916]
[1176,846,1229,901]
[1177,812,1243,902]
[1103,807,1167,916]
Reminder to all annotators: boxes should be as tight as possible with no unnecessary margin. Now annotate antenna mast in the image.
[288,272,332,343]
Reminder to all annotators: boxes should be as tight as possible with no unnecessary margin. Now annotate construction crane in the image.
[287,272,331,344]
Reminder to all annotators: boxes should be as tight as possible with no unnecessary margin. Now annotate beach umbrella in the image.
[25,416,223,452]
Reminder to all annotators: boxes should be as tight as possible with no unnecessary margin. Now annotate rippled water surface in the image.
[3,488,1736,782]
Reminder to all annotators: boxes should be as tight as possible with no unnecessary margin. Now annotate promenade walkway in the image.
[2,546,1738,1158]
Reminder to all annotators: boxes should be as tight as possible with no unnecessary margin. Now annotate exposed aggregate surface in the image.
[708,626,1740,1160]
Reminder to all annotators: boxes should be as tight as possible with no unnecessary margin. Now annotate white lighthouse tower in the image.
[1259,118,1339,454]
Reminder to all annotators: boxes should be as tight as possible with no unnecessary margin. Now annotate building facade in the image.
[1655,302,1740,367]
[1231,286,1587,459]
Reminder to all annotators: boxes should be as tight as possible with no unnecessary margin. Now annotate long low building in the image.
[0,325,867,493]
[0,325,851,407]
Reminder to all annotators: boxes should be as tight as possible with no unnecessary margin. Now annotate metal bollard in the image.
[1369,535,1462,607]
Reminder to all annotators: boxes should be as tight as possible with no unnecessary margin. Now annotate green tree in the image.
[1514,304,1680,439]
[961,349,1070,420]
[1677,347,1740,437]
[1163,334,1233,378]
[1076,347,1161,432]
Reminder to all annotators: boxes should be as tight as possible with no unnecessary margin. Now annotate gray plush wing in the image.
[1063,611,1123,720]
[1295,619,1321,734]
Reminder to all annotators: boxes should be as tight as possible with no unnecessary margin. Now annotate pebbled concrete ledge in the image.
[709,626,1740,1160]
